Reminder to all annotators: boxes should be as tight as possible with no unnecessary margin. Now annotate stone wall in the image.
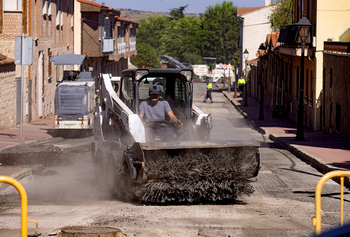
[0,69,16,129]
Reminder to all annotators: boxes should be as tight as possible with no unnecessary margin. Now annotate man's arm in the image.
[167,110,183,128]
[139,113,148,126]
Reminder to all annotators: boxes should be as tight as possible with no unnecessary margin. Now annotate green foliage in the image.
[201,1,239,64]
[159,16,205,64]
[170,5,188,20]
[136,16,170,54]
[269,0,294,31]
[135,1,240,65]
[130,43,161,68]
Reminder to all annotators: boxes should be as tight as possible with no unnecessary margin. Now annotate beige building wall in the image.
[314,0,350,130]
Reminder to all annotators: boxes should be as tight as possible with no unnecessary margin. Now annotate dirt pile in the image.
[0,144,69,166]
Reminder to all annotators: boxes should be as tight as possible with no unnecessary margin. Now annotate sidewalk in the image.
[0,116,54,182]
[216,83,350,177]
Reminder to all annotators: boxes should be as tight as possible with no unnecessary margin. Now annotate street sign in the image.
[15,34,33,138]
[222,64,227,70]
[228,63,233,69]
[15,35,33,65]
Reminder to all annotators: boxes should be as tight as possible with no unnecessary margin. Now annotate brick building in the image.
[250,0,350,137]
[0,0,26,129]
[29,0,75,122]
[75,0,138,77]
[0,0,138,129]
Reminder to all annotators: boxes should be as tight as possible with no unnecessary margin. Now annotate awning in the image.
[50,54,88,65]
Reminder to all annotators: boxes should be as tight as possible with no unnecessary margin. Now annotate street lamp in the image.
[295,15,311,141]
[233,52,239,98]
[243,49,249,107]
[228,46,232,92]
[258,45,267,120]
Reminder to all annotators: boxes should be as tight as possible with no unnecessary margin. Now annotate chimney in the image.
[265,0,271,6]
[101,2,105,5]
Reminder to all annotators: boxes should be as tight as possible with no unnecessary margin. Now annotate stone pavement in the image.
[216,83,350,179]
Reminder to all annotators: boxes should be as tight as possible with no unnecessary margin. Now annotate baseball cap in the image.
[149,85,161,95]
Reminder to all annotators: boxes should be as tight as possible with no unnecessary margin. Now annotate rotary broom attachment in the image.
[126,140,260,204]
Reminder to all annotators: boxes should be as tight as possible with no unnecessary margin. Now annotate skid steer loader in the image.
[91,68,260,204]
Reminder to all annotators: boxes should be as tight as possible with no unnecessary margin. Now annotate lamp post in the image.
[228,46,232,92]
[295,15,311,141]
[243,49,249,107]
[258,45,266,120]
[258,58,265,120]
[233,52,239,98]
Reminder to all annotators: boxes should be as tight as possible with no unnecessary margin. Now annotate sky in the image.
[100,0,267,14]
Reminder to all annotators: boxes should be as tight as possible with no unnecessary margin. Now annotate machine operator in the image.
[139,84,183,142]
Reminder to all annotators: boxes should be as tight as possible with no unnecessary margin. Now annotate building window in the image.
[0,1,3,33]
[4,0,22,11]
[43,0,52,15]
[329,68,333,89]
[71,0,74,27]
[104,17,112,38]
[289,64,292,94]
[48,49,52,77]
[330,102,332,130]
[296,67,300,97]
[56,0,62,26]
[336,103,341,132]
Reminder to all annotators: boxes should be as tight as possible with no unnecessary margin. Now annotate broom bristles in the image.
[134,152,255,204]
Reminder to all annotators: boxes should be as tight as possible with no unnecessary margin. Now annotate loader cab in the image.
[120,69,193,124]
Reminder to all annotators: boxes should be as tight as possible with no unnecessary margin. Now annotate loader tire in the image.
[94,151,104,189]
[107,157,118,195]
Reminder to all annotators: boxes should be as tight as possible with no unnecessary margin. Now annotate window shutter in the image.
[56,0,60,26]
[0,0,3,33]
[48,0,51,15]
[60,0,63,26]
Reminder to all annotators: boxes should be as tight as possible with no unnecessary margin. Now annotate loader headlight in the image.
[180,70,193,82]
[136,69,149,80]
[77,117,83,121]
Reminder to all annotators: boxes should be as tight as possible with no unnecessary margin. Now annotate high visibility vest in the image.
[207,83,212,90]
[238,78,246,85]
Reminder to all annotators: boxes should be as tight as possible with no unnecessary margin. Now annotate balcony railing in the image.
[102,38,114,53]
[118,42,126,55]
[130,41,136,52]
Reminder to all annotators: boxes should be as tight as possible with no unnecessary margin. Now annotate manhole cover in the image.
[60,226,126,237]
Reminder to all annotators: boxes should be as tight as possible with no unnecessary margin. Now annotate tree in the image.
[268,0,294,31]
[130,43,161,68]
[170,5,188,20]
[134,1,241,66]
[136,16,170,55]
[201,1,240,64]
[159,16,205,64]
